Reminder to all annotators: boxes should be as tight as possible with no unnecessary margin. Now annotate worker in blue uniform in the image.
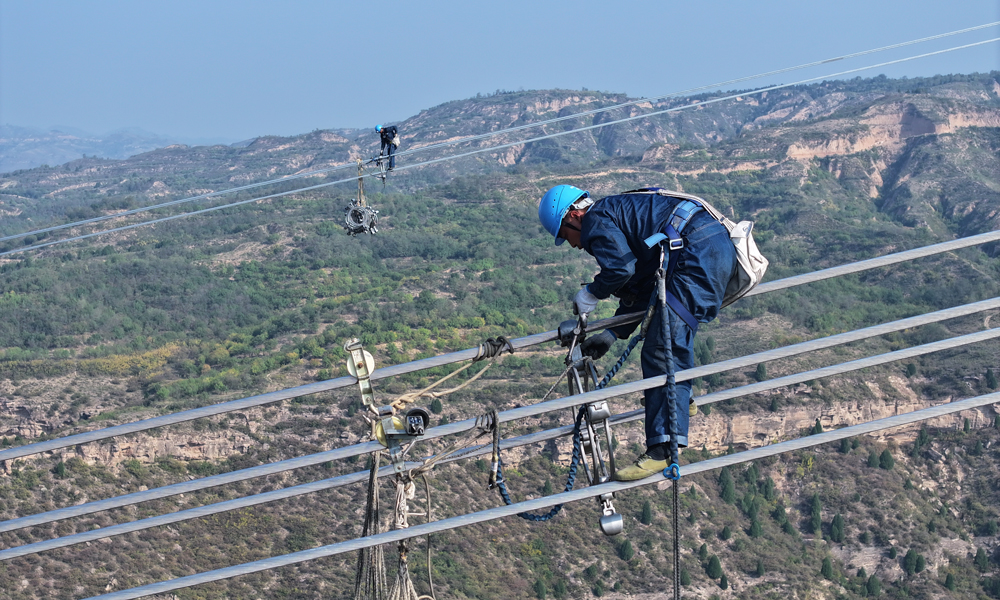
[539,184,737,481]
[375,124,399,171]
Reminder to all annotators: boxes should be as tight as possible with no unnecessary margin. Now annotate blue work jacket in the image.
[580,192,723,338]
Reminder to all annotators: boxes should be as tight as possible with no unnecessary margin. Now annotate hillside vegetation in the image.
[0,73,999,599]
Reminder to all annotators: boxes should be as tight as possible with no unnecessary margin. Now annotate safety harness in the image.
[631,189,705,331]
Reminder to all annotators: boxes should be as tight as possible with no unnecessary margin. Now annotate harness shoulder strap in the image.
[642,199,703,332]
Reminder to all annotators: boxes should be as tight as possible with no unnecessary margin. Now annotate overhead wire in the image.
[0,267,995,469]
[2,296,997,533]
[82,391,1000,600]
[1,21,996,249]
[2,326,997,561]
[0,224,996,466]
[2,35,999,259]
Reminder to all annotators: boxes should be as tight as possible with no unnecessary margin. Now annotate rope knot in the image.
[474,336,514,362]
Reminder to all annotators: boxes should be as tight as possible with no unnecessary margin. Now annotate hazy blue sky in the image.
[1,1,997,143]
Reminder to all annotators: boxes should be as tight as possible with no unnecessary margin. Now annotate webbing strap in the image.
[662,237,700,332]
[644,200,703,332]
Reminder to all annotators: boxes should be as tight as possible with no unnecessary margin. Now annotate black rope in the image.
[673,479,680,600]
[353,452,386,600]
[474,336,514,362]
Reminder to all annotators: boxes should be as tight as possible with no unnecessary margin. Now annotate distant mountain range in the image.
[0,125,236,173]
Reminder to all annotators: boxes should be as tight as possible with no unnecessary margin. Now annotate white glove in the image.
[573,286,599,315]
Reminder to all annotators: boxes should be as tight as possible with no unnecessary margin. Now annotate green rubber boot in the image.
[614,454,669,482]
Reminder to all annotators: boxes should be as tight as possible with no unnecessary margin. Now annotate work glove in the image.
[581,329,617,360]
[573,286,599,316]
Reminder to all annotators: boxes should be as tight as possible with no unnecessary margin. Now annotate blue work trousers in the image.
[642,214,736,448]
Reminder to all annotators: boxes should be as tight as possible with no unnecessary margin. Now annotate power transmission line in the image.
[3,326,996,561]
[2,21,996,248]
[2,296,996,533]
[2,36,998,258]
[84,391,1000,600]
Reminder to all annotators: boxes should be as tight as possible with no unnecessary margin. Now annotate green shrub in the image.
[707,555,722,578]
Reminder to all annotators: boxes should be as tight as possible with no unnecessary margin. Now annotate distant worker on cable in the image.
[539,185,738,481]
[375,124,399,171]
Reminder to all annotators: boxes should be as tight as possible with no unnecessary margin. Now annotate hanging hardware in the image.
[557,315,622,535]
[345,338,377,410]
[343,158,379,236]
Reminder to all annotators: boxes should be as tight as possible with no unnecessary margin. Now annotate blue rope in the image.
[494,406,586,521]
[596,334,643,390]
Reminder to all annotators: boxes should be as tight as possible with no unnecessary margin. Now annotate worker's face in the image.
[559,211,585,249]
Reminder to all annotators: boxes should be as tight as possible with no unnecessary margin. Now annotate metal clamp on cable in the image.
[375,406,431,474]
[664,463,681,481]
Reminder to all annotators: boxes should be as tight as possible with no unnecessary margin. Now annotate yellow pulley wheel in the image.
[374,416,404,448]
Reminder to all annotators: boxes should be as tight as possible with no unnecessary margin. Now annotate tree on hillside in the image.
[618,539,634,561]
[719,467,736,504]
[754,363,767,381]
[821,557,834,579]
[976,547,989,571]
[879,449,894,470]
[810,493,822,535]
[707,555,722,579]
[866,574,882,597]
[640,500,653,525]
[830,514,845,543]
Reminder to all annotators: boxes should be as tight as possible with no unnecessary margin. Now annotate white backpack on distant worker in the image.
[639,188,769,308]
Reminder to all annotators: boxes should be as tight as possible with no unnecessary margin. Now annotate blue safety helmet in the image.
[375,124,382,132]
[538,184,589,246]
